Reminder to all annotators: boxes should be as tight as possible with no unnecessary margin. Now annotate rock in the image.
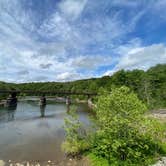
[0,160,5,166]
[152,157,166,166]
[35,164,40,166]
[16,163,24,166]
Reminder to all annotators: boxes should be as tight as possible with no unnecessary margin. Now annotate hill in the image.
[0,64,166,109]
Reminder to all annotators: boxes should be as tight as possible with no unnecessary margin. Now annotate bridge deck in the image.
[0,90,97,96]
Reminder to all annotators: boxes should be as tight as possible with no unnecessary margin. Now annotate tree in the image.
[91,86,165,165]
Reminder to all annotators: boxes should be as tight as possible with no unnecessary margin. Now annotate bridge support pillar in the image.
[39,95,46,106]
[87,95,92,108]
[66,96,71,105]
[5,92,17,107]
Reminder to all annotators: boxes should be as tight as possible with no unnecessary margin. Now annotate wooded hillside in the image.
[0,64,165,109]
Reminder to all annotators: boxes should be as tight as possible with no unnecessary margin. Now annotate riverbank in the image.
[152,157,166,166]
[0,102,165,166]
[0,157,90,166]
[0,100,6,106]
[1,156,166,166]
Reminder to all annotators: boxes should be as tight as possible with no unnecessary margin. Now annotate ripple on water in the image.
[0,101,91,164]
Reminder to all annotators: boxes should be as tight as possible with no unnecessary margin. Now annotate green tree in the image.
[91,86,165,165]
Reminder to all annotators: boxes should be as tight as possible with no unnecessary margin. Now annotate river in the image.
[0,99,91,165]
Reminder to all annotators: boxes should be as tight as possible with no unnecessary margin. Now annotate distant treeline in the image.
[0,64,166,109]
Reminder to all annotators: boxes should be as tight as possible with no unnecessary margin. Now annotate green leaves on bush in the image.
[62,109,90,156]
[62,87,166,165]
[91,86,165,165]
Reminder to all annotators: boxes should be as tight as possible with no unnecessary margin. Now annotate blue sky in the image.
[0,0,166,82]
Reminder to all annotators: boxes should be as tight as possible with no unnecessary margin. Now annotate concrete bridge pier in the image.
[39,94,46,117]
[5,92,17,107]
[39,94,47,106]
[66,96,71,112]
[66,96,71,105]
[87,95,94,109]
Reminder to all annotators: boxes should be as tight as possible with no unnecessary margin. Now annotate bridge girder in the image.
[0,90,97,96]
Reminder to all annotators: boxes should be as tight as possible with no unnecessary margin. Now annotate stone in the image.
[35,164,40,166]
[152,157,166,166]
[0,160,5,166]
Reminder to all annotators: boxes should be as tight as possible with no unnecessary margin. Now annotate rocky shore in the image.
[1,157,166,166]
[0,157,90,166]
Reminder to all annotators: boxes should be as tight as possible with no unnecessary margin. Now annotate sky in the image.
[0,0,166,83]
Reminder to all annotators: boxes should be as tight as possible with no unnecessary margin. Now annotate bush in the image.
[61,86,166,165]
[62,109,90,156]
[90,86,165,165]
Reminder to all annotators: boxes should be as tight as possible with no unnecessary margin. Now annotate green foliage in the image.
[0,81,18,100]
[62,139,89,156]
[87,153,109,166]
[90,86,165,165]
[0,64,165,108]
[146,64,166,108]
[62,109,90,156]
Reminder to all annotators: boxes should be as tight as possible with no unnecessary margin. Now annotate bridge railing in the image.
[0,90,97,96]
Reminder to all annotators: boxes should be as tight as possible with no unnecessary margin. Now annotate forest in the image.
[0,64,166,109]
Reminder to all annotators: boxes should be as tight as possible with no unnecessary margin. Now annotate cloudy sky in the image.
[0,0,166,82]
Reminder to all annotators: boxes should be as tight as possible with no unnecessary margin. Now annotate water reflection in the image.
[66,104,70,112]
[40,105,46,118]
[39,95,47,118]
[7,105,17,121]
[0,101,90,163]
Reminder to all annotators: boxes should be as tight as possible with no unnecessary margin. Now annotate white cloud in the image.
[17,70,29,75]
[59,0,87,20]
[0,0,166,82]
[115,38,142,55]
[71,55,112,70]
[116,44,166,70]
[104,43,166,76]
[38,12,72,39]
[56,72,81,81]
[103,70,116,76]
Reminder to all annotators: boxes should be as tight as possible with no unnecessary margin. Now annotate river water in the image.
[0,99,91,165]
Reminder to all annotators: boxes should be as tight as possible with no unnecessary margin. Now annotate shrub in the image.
[62,109,90,156]
[91,86,165,165]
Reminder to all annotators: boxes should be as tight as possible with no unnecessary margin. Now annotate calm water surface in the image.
[0,99,90,164]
